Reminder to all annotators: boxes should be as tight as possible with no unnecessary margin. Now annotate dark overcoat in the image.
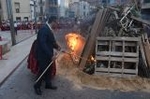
[36,24,59,61]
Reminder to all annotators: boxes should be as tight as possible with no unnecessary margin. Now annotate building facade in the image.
[45,0,59,18]
[81,0,101,6]
[30,0,35,21]
[69,2,79,18]
[0,0,8,21]
[12,0,31,21]
[141,0,150,21]
[59,0,69,17]
[0,0,31,21]
[69,1,90,19]
[79,1,90,19]
[69,0,79,4]
[36,0,46,21]
[0,0,2,24]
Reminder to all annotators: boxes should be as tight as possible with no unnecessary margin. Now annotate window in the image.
[83,5,86,9]
[102,0,106,3]
[24,17,28,21]
[54,0,57,5]
[50,0,57,5]
[16,17,21,21]
[14,2,20,13]
[83,12,86,16]
[16,8,20,13]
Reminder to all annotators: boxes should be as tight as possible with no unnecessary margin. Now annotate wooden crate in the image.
[95,37,140,77]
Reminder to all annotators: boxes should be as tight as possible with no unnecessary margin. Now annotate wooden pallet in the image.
[95,37,140,77]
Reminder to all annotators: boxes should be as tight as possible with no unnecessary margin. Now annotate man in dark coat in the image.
[34,16,61,95]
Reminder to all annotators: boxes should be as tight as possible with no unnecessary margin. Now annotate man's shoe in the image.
[34,84,42,95]
[45,85,57,90]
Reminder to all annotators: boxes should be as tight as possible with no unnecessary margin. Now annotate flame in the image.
[65,33,85,64]
[65,33,80,52]
[68,36,78,51]
[90,55,96,62]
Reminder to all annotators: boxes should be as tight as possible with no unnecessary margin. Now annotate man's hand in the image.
[52,56,56,61]
[57,45,61,51]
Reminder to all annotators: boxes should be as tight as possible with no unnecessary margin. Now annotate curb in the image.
[0,35,36,87]
[0,53,29,87]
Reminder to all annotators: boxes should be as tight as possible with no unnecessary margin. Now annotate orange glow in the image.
[65,33,85,64]
[66,34,78,51]
[65,33,85,52]
[90,55,96,62]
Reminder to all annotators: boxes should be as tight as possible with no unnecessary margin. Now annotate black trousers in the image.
[36,59,53,87]
[15,27,17,35]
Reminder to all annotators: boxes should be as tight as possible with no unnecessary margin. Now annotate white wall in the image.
[59,0,69,17]
[79,1,90,19]
[69,1,90,19]
[12,0,31,21]
[1,0,8,21]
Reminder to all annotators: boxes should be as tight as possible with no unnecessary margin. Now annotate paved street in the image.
[0,58,150,99]
[0,28,150,99]
[0,0,150,98]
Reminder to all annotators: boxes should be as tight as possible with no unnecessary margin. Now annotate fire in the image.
[66,34,78,51]
[65,33,85,52]
[90,55,96,62]
[65,33,85,64]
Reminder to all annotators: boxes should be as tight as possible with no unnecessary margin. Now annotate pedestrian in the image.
[14,21,18,35]
[34,16,61,95]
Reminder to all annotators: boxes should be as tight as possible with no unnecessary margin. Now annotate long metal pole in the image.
[40,0,43,22]
[35,51,61,84]
[34,0,38,34]
[6,0,16,45]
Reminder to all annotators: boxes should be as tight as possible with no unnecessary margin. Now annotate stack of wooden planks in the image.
[79,8,111,69]
[79,6,150,77]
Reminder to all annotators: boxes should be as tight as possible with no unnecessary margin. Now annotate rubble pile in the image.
[79,4,150,77]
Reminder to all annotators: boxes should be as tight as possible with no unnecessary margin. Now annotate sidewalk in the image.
[0,35,36,86]
[0,30,35,44]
